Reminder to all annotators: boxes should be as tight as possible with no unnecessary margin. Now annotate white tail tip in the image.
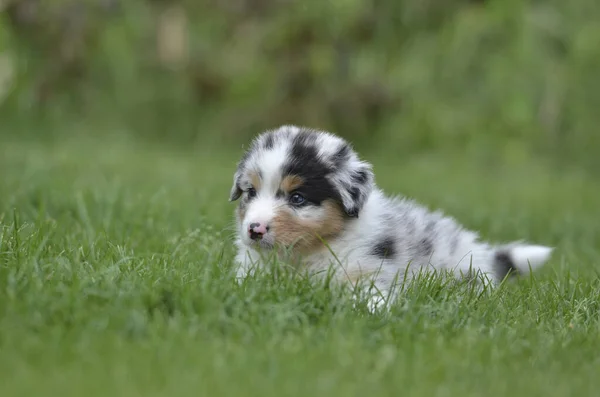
[510,245,554,271]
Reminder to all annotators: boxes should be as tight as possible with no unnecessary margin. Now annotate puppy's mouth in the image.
[253,239,275,250]
[243,235,275,250]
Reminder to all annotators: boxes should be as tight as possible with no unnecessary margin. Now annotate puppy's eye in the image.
[247,188,257,198]
[289,193,306,206]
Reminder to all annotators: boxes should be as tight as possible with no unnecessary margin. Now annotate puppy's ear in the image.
[328,146,374,218]
[229,164,244,201]
[229,178,242,201]
[230,144,254,202]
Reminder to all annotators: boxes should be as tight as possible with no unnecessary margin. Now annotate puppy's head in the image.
[229,125,374,253]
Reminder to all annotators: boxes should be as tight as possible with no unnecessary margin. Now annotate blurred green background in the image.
[1,0,599,175]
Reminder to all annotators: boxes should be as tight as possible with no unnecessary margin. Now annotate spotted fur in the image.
[229,125,554,311]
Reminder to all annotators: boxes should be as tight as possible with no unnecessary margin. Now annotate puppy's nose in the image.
[248,222,269,240]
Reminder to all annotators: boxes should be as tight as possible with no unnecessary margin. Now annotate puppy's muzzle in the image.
[248,222,270,240]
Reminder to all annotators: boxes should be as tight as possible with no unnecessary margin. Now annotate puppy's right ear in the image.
[229,149,249,202]
[229,175,242,201]
[230,138,259,202]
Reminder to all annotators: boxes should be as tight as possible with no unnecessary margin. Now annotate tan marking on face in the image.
[249,170,261,190]
[271,199,345,253]
[280,175,304,193]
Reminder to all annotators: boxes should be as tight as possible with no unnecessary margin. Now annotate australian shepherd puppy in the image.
[229,125,553,309]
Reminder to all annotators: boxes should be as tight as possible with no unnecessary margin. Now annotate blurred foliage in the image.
[0,0,599,173]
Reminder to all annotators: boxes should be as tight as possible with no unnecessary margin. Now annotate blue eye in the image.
[247,188,257,198]
[290,193,305,206]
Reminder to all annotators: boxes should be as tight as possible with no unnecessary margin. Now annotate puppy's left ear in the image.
[329,154,374,218]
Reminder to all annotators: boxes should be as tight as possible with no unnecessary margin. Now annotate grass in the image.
[0,135,599,396]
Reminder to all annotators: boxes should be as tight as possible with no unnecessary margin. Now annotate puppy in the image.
[229,125,553,309]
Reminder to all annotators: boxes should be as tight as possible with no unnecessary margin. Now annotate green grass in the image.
[0,136,599,397]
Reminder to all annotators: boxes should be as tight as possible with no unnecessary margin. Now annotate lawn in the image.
[0,136,599,396]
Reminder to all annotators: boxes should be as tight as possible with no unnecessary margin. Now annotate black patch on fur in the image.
[332,144,350,168]
[418,238,434,257]
[346,207,358,218]
[495,251,519,279]
[282,131,340,206]
[349,186,361,202]
[370,237,396,259]
[352,170,368,185]
[275,189,285,199]
[263,132,275,149]
[295,129,319,147]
